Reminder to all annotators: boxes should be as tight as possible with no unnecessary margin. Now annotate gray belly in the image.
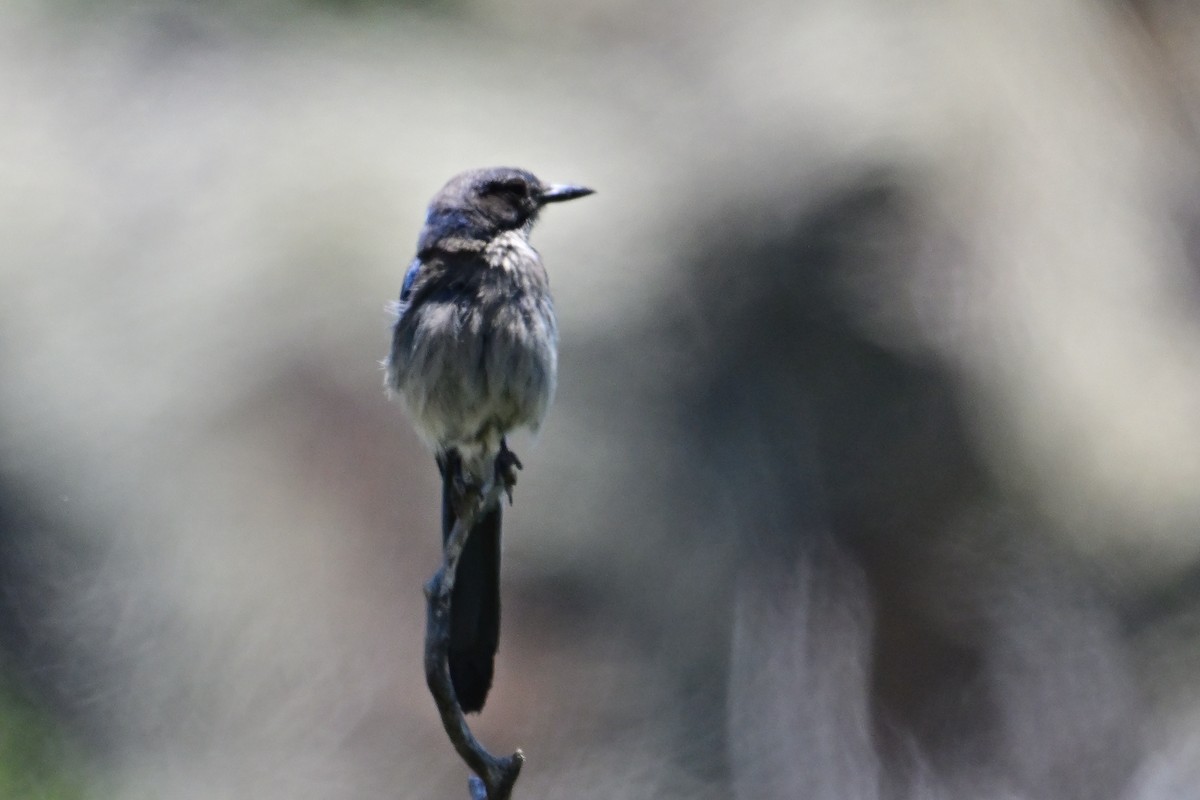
[390,292,557,453]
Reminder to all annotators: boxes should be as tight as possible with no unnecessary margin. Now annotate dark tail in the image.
[441,467,501,714]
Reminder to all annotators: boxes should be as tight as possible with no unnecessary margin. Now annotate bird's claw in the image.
[495,443,523,505]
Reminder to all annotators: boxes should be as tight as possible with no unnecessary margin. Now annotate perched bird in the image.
[386,167,593,713]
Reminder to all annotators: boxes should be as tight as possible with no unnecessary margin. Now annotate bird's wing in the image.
[392,257,424,318]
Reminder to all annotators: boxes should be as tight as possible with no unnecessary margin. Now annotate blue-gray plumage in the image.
[386,167,593,713]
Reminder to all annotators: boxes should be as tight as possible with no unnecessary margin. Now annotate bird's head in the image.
[418,167,593,252]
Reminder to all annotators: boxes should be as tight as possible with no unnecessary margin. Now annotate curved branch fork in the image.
[424,480,524,800]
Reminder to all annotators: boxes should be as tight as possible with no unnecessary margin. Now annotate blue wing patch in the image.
[395,258,422,316]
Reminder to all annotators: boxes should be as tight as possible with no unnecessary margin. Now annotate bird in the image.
[385,167,593,713]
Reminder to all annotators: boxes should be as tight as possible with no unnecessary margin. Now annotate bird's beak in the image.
[538,184,595,204]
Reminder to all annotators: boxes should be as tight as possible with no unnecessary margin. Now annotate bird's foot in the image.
[439,450,482,517]
[451,470,483,519]
[495,440,523,505]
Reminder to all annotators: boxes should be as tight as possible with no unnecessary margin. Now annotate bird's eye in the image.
[487,179,527,197]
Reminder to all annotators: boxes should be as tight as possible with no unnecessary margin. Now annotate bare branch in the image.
[424,480,524,799]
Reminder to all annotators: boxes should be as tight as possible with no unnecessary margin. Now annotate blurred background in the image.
[3,0,1200,797]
